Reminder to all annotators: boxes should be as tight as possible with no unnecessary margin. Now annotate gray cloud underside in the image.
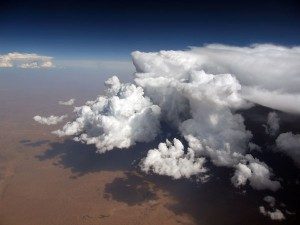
[276,132,300,168]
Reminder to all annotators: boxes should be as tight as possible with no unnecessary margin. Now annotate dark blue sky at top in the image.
[0,0,300,60]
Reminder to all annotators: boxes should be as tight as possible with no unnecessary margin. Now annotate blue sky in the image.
[1,0,300,67]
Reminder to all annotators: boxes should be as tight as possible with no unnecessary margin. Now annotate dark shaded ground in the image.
[20,139,50,147]
[104,172,158,206]
[35,139,159,178]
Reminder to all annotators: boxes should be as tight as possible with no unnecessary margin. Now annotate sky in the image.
[1,0,300,62]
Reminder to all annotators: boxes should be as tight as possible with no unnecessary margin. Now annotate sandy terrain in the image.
[0,73,298,225]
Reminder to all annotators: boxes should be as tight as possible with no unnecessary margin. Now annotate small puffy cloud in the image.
[141,138,207,179]
[33,115,67,125]
[246,162,280,191]
[259,206,285,221]
[53,76,161,153]
[59,99,75,106]
[263,196,276,207]
[263,112,280,136]
[259,195,286,221]
[0,52,54,68]
[276,132,300,167]
[230,160,280,191]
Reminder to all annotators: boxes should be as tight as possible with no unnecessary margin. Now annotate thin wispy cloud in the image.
[59,99,75,106]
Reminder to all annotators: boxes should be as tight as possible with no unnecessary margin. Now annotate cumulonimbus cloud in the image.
[133,46,282,191]
[0,52,54,68]
[49,44,300,195]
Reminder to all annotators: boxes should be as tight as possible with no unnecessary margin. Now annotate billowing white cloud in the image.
[33,115,67,125]
[276,132,300,167]
[133,44,300,114]
[0,52,54,68]
[59,99,75,106]
[141,138,207,179]
[231,162,280,191]
[263,112,280,136]
[53,76,161,153]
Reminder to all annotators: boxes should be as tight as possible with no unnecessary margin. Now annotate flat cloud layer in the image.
[0,52,54,68]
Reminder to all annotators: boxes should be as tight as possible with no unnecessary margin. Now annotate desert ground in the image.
[0,73,298,225]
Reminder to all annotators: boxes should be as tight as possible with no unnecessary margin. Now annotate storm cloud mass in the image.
[35,44,300,219]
